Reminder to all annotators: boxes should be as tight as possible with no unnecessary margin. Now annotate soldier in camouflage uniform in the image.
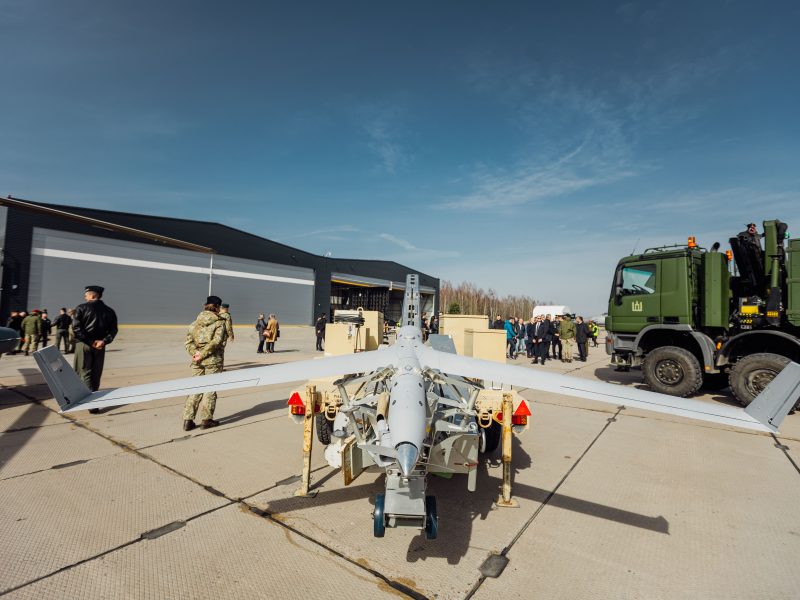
[219,303,234,345]
[183,295,228,431]
[21,310,43,355]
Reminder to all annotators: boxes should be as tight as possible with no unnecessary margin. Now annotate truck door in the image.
[610,262,661,333]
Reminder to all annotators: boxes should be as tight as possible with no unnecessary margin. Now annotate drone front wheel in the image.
[424,495,438,540]
[373,493,386,537]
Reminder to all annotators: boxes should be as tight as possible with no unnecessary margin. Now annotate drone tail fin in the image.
[32,345,93,411]
[744,361,800,433]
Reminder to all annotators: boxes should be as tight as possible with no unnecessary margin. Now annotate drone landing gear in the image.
[372,469,436,538]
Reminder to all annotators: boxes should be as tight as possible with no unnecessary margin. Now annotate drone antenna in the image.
[630,237,641,255]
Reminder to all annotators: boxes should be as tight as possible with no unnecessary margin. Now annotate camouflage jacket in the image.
[559,318,576,340]
[185,310,227,366]
[220,311,234,342]
[21,315,42,336]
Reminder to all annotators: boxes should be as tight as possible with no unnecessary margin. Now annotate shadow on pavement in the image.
[220,399,287,424]
[258,436,667,566]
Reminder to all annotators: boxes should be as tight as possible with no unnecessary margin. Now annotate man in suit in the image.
[575,316,589,362]
[537,315,552,365]
[525,317,536,358]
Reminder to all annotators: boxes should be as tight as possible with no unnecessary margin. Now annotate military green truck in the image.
[605,219,800,406]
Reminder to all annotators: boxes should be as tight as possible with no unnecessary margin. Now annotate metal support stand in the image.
[295,384,318,497]
[496,392,518,507]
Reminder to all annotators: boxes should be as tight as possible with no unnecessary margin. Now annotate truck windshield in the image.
[620,264,656,295]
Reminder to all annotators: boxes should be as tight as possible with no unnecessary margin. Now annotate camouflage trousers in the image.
[183,362,223,421]
[562,338,574,361]
[22,334,40,353]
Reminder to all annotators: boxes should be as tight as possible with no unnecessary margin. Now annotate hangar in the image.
[0,196,439,325]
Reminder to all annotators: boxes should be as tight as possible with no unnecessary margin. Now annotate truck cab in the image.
[606,221,800,405]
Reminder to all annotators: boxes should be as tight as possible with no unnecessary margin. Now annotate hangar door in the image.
[28,228,315,325]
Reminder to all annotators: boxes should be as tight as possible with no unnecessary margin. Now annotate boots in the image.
[183,420,196,431]
[201,419,220,429]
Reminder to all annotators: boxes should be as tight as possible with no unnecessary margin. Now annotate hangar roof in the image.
[2,196,438,285]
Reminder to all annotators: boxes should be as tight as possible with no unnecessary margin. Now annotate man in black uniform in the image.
[314,313,327,351]
[73,285,118,413]
[53,308,71,353]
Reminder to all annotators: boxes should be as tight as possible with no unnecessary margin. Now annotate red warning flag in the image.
[287,392,303,406]
[513,400,532,417]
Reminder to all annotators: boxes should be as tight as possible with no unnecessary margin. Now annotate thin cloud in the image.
[357,105,410,174]
[277,225,362,241]
[378,232,460,259]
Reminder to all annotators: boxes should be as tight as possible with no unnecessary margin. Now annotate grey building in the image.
[0,197,439,325]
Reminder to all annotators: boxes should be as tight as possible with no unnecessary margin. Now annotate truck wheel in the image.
[642,346,702,397]
[729,353,790,407]
[315,413,332,445]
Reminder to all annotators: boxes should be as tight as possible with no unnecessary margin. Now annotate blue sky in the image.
[2,0,798,316]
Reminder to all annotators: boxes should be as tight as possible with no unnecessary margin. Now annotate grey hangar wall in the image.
[0,201,440,325]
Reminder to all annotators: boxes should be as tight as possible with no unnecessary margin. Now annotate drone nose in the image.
[395,442,418,477]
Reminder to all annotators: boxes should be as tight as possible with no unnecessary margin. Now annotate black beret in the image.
[85,285,104,295]
[206,295,222,306]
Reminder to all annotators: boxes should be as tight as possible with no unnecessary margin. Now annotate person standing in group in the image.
[183,295,227,431]
[255,313,267,353]
[21,310,42,356]
[314,313,327,351]
[589,320,600,347]
[429,315,439,334]
[504,317,517,359]
[492,314,504,330]
[575,316,589,362]
[525,317,536,358]
[40,310,52,347]
[5,311,21,354]
[15,311,27,353]
[67,308,77,353]
[53,308,71,353]
[264,314,278,353]
[560,314,576,363]
[220,303,234,345]
[73,286,118,413]
[551,316,563,361]
[537,314,552,365]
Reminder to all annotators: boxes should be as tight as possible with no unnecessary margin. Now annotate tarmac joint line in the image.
[464,406,625,600]
[771,433,800,476]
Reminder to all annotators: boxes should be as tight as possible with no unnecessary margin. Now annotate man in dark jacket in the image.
[53,308,71,353]
[314,313,327,351]
[525,317,536,358]
[40,311,52,347]
[492,315,504,330]
[255,313,267,353]
[5,311,21,354]
[537,315,552,365]
[73,285,118,412]
[575,316,589,362]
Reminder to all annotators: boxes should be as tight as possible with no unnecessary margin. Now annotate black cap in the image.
[85,285,104,295]
[221,303,230,309]
[747,223,757,227]
[206,295,222,306]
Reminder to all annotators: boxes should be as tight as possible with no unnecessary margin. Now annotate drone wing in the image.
[34,345,396,413]
[417,346,800,433]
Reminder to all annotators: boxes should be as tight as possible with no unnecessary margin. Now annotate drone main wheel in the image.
[424,495,438,540]
[315,413,332,445]
[373,493,386,538]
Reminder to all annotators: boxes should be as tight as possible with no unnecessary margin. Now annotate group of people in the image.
[6,286,120,414]
[5,307,76,356]
[255,312,280,353]
[495,314,599,364]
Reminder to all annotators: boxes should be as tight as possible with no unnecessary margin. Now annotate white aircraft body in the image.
[33,275,800,539]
